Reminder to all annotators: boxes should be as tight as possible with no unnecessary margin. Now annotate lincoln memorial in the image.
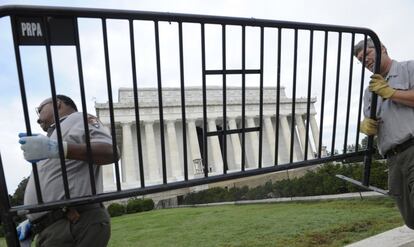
[95,86,320,192]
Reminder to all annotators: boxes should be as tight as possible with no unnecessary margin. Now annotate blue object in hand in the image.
[16,219,31,241]
[18,132,66,163]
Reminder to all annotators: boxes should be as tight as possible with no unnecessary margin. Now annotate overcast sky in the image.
[0,0,413,193]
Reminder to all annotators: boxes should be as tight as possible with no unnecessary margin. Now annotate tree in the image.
[10,177,29,206]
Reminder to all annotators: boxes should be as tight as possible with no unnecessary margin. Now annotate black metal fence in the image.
[0,5,381,246]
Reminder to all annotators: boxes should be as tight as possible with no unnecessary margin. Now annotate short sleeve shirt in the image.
[363,60,414,155]
[24,112,113,221]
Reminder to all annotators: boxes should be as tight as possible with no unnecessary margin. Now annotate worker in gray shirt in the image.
[355,38,414,229]
[17,95,118,246]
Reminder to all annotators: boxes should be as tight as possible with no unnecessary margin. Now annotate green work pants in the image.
[388,144,414,229]
[34,207,110,247]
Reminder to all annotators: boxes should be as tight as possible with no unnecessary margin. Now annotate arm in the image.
[19,115,119,164]
[390,89,414,107]
[19,134,119,165]
[369,74,414,107]
[66,142,118,165]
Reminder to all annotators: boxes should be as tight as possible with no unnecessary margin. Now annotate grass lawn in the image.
[108,197,402,247]
[0,197,403,247]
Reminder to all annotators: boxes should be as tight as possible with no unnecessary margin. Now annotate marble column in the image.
[103,123,115,190]
[310,114,320,156]
[263,116,275,163]
[122,122,139,183]
[295,114,311,158]
[102,164,115,190]
[145,121,159,183]
[280,115,297,161]
[187,119,202,175]
[228,118,242,169]
[246,117,259,167]
[208,119,223,174]
[166,120,181,180]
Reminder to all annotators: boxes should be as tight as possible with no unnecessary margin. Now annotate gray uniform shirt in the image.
[364,60,414,155]
[24,112,113,221]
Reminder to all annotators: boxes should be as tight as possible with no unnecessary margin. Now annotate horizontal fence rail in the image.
[0,5,381,246]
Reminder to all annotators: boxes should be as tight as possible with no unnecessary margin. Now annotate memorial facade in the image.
[95,87,320,191]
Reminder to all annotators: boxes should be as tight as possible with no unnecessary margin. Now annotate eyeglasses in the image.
[357,49,374,63]
[35,101,52,116]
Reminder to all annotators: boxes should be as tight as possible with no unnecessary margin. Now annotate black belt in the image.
[386,138,414,158]
[31,203,103,235]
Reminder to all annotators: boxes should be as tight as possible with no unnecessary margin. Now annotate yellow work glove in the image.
[360,118,378,136]
[369,74,396,99]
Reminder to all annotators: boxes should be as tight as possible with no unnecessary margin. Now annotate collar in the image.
[46,115,70,136]
[385,60,398,80]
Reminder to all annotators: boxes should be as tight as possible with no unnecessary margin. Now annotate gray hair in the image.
[353,38,386,57]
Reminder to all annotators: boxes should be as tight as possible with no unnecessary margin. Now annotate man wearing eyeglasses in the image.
[17,95,117,247]
[355,38,414,229]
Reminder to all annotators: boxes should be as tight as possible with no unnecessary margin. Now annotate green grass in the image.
[108,197,402,247]
[0,197,403,247]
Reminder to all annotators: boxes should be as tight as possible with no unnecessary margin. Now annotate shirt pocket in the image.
[389,75,409,90]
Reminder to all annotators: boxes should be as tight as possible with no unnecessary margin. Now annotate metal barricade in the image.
[0,5,381,246]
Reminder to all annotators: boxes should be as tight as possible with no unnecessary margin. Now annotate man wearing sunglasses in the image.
[17,95,118,247]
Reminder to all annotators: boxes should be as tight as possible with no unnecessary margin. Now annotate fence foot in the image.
[335,174,389,195]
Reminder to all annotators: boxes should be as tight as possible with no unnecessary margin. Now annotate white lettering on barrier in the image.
[21,22,43,37]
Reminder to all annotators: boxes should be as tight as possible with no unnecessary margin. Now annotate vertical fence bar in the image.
[304,30,314,161]
[43,16,71,199]
[355,35,368,152]
[10,16,43,203]
[241,25,246,171]
[318,31,328,158]
[343,33,355,154]
[201,23,208,177]
[289,29,298,163]
[129,19,146,187]
[101,18,121,191]
[222,24,228,174]
[154,21,167,184]
[363,35,381,186]
[274,28,282,165]
[258,26,264,168]
[0,153,19,247]
[178,21,189,181]
[330,32,342,156]
[73,18,96,195]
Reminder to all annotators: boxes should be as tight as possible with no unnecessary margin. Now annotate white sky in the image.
[0,0,413,193]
